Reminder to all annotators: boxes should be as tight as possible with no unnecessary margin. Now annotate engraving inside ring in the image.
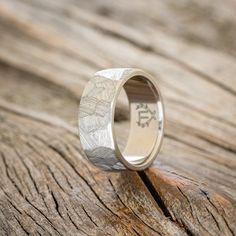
[115,76,161,166]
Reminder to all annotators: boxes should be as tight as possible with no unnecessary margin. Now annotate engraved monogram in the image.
[136,103,157,128]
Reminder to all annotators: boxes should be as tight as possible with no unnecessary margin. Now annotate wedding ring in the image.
[79,68,165,170]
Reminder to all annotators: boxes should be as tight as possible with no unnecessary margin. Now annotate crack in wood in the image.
[108,179,162,235]
[138,171,194,236]
[81,204,98,227]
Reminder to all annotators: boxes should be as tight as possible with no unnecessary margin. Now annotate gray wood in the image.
[0,0,235,235]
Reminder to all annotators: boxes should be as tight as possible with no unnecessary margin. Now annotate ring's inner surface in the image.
[120,76,160,166]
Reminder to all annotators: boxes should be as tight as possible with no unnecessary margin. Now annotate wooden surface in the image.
[0,0,236,235]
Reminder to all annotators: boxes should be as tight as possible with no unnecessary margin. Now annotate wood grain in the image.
[0,0,235,235]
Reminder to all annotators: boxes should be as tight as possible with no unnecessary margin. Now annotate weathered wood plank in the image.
[0,0,235,183]
[0,0,235,235]
[1,2,236,154]
[76,0,236,58]
[0,105,187,236]
[146,167,236,236]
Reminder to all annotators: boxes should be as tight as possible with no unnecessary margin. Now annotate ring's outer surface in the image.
[79,68,164,170]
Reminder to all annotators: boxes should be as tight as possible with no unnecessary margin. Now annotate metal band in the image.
[79,68,165,170]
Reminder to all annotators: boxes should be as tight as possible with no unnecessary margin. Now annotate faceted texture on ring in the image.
[79,68,164,171]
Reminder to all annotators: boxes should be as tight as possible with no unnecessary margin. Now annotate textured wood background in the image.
[0,0,236,235]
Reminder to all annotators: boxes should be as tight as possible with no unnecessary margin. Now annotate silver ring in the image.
[79,68,165,171]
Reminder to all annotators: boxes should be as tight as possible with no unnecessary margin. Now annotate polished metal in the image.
[79,68,165,170]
